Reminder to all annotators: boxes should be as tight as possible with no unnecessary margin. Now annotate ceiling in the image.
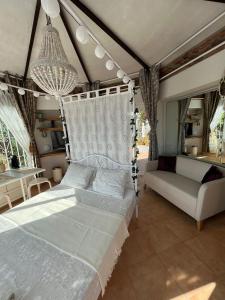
[0,0,225,84]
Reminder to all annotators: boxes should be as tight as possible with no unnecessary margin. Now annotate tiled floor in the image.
[1,181,225,299]
[101,185,225,300]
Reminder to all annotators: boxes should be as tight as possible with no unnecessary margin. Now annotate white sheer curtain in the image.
[0,90,32,164]
[64,92,132,164]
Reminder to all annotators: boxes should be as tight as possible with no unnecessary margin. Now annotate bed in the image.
[0,155,136,300]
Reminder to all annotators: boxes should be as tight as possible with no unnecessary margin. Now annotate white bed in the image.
[0,156,136,300]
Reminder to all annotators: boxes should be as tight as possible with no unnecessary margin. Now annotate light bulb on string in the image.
[0,82,8,91]
[123,75,130,84]
[105,60,114,71]
[41,0,60,18]
[18,88,25,95]
[95,45,105,59]
[76,25,89,44]
[117,69,125,79]
[33,91,40,98]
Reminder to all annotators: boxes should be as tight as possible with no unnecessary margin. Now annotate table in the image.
[0,168,45,201]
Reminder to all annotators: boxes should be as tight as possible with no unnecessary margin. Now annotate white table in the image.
[0,168,45,201]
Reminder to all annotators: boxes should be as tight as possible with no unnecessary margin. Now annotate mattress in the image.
[0,185,136,300]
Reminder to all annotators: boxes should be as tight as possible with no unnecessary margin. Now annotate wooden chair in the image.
[27,177,52,198]
[0,192,12,209]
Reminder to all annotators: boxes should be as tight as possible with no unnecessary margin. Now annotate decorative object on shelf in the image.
[10,155,20,169]
[41,0,60,18]
[31,24,78,97]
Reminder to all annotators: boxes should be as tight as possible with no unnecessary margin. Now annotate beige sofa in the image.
[144,156,225,230]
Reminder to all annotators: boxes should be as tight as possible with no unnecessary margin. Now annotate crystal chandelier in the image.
[31,24,78,97]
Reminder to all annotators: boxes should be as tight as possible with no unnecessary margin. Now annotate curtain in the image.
[177,98,191,154]
[64,92,132,164]
[83,80,100,92]
[0,90,32,165]
[139,66,160,160]
[4,74,40,167]
[202,91,220,153]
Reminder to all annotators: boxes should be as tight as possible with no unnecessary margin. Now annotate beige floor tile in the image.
[159,243,215,293]
[147,223,181,253]
[185,234,225,276]
[129,256,183,300]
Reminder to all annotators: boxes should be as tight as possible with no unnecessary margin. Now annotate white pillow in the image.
[92,168,127,199]
[61,163,95,189]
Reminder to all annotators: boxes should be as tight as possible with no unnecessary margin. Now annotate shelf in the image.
[39,127,63,132]
[37,115,60,121]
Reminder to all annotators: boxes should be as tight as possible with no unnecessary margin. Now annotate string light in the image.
[0,82,8,91]
[18,88,25,95]
[41,0,60,18]
[76,25,89,44]
[105,60,114,71]
[95,45,105,59]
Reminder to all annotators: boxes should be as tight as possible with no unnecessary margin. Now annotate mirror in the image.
[165,91,225,166]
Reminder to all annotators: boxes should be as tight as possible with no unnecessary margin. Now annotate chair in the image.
[27,177,52,198]
[0,193,12,209]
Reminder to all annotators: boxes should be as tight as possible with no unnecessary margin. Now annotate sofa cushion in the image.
[157,156,176,173]
[176,156,211,183]
[145,170,201,217]
[201,166,223,184]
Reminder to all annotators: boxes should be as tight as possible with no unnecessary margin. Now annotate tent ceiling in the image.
[0,0,225,83]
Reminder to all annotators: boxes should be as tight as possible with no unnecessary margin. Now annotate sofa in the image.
[144,156,225,230]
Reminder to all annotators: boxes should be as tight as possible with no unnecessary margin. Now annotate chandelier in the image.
[31,24,78,97]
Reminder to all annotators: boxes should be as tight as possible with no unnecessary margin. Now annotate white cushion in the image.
[176,156,211,183]
[61,163,95,189]
[145,170,201,218]
[93,168,127,199]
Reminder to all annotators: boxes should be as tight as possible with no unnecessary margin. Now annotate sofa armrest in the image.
[145,160,158,172]
[196,177,225,221]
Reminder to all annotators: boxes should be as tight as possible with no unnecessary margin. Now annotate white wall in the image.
[159,49,225,102]
[165,101,178,154]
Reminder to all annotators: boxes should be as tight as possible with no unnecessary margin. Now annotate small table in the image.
[0,168,45,201]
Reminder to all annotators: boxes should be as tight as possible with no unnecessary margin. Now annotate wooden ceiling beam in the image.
[23,0,41,81]
[205,0,225,3]
[60,7,91,83]
[160,25,225,80]
[69,0,149,69]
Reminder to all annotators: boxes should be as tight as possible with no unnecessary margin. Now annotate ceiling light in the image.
[106,60,114,71]
[41,0,60,18]
[31,25,78,97]
[76,25,89,44]
[117,69,125,79]
[18,88,25,95]
[95,45,105,59]
[0,82,8,91]
[123,75,130,84]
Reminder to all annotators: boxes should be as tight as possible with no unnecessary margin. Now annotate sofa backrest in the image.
[176,156,211,183]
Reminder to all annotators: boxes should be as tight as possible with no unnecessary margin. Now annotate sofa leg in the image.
[144,184,147,190]
[197,220,204,231]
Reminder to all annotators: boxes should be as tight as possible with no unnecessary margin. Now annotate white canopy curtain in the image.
[63,92,132,164]
[0,90,32,166]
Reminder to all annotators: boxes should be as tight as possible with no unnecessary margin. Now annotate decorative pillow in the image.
[201,165,223,184]
[157,156,176,173]
[61,163,95,188]
[92,168,128,199]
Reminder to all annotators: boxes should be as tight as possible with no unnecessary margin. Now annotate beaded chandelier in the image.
[31,25,78,97]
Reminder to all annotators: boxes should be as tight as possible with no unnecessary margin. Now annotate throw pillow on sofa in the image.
[157,156,176,173]
[201,165,223,184]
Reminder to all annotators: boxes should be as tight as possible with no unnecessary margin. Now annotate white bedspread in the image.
[0,188,130,299]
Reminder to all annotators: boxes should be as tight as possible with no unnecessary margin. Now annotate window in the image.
[0,118,29,169]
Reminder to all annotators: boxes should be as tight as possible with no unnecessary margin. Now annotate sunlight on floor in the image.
[171,282,216,300]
